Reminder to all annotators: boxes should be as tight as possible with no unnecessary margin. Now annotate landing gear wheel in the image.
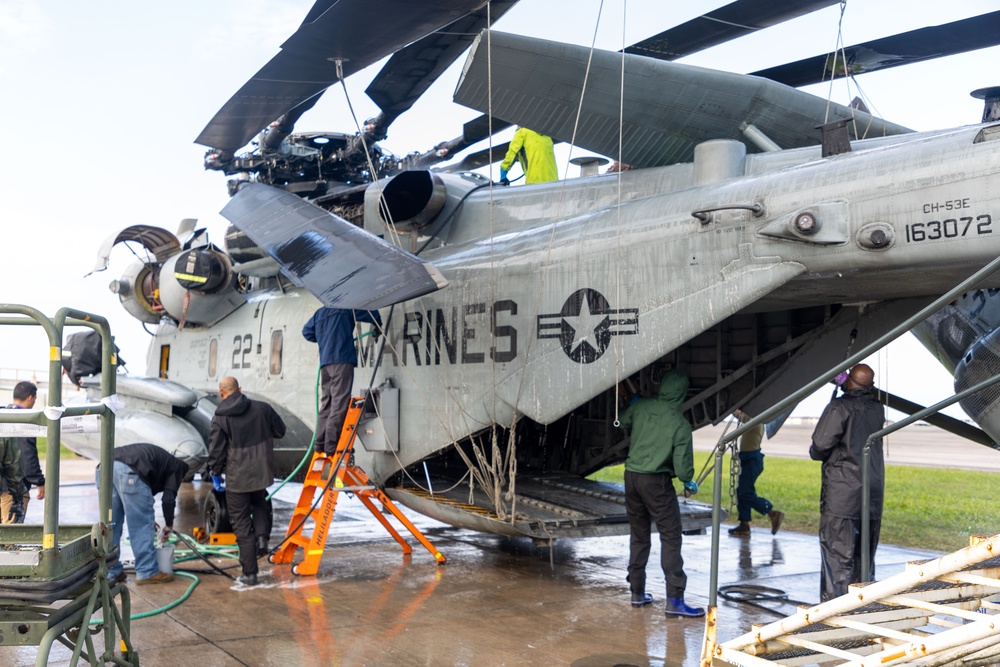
[292,564,301,576]
[203,491,273,538]
[204,488,232,534]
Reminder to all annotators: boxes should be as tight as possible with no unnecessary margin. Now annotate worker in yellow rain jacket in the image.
[499,127,558,185]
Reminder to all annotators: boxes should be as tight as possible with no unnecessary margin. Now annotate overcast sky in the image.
[1,0,996,418]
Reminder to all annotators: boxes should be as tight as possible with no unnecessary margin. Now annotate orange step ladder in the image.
[270,395,446,575]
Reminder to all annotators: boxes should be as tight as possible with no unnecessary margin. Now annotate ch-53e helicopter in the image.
[71,0,1000,541]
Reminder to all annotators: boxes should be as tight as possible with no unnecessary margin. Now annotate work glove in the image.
[8,501,24,524]
[683,481,698,497]
[499,169,509,186]
[211,473,226,492]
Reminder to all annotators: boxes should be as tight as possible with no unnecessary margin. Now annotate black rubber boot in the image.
[631,592,653,608]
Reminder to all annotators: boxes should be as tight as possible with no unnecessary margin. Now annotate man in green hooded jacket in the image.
[619,369,704,618]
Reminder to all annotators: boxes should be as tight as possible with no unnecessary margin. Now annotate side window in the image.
[208,339,218,378]
[269,330,283,375]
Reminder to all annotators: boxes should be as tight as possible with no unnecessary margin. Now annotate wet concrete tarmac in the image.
[1,458,945,667]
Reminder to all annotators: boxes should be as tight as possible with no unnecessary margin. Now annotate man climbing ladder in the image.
[271,395,446,575]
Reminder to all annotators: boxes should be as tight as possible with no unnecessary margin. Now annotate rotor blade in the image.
[455,31,910,169]
[463,115,513,146]
[878,389,996,448]
[442,142,512,172]
[195,0,489,152]
[449,1,836,160]
[364,1,520,139]
[753,11,1000,88]
[625,0,838,61]
[221,184,448,309]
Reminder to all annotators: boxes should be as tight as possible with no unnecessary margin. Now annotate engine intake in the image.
[377,170,446,232]
[173,249,230,293]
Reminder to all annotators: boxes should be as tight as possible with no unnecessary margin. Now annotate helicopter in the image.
[71,0,1000,541]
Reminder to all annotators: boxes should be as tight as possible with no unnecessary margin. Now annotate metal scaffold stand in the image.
[0,305,134,666]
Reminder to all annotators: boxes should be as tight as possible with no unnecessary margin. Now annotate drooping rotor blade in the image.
[414,116,513,169]
[625,0,838,61]
[753,10,1000,88]
[364,1,520,140]
[444,1,835,166]
[455,31,910,169]
[436,142,511,173]
[460,115,514,149]
[400,117,514,172]
[221,184,448,309]
[195,0,489,152]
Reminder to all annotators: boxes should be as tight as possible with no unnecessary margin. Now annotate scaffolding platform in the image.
[706,533,1000,666]
[0,304,133,666]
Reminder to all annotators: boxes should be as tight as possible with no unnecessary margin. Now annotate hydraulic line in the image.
[266,363,323,502]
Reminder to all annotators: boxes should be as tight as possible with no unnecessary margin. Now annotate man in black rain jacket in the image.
[208,376,286,586]
[809,363,885,601]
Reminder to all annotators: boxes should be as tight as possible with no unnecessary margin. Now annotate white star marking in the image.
[562,294,608,356]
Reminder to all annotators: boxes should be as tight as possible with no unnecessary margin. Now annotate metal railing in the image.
[860,372,1000,580]
[705,252,1000,609]
[0,305,117,568]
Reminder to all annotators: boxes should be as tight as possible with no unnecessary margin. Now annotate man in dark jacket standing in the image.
[302,306,382,455]
[809,363,885,601]
[1,381,42,524]
[619,369,704,618]
[0,436,23,524]
[208,376,286,586]
[99,442,189,585]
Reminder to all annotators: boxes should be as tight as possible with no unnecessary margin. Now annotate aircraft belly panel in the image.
[386,480,717,539]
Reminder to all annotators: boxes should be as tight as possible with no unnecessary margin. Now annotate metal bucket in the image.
[155,543,175,575]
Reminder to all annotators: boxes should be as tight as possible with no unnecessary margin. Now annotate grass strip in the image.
[589,453,999,553]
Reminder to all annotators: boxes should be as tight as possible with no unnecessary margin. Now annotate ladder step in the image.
[276,395,445,575]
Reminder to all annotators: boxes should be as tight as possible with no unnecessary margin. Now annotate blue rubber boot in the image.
[631,592,653,607]
[665,597,705,618]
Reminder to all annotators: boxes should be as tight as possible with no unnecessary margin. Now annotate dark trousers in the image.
[819,513,881,601]
[317,363,354,454]
[736,450,773,522]
[624,470,687,598]
[227,489,269,576]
